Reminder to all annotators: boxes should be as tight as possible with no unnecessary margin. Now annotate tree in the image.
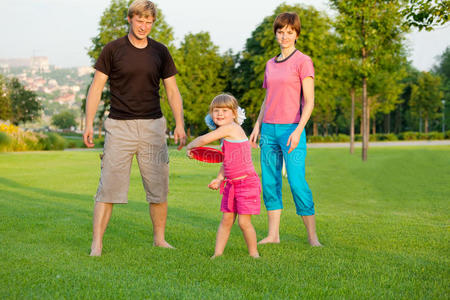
[87,0,175,136]
[8,78,41,125]
[0,75,12,121]
[402,0,449,31]
[433,46,450,131]
[174,32,227,136]
[51,111,77,130]
[234,4,339,133]
[410,71,443,133]
[331,0,407,161]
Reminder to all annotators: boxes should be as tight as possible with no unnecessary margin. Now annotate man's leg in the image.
[90,202,114,256]
[149,202,174,248]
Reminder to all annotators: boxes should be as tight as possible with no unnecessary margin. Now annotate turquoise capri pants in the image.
[260,123,315,216]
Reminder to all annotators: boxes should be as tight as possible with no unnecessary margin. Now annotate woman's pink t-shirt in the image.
[262,50,314,124]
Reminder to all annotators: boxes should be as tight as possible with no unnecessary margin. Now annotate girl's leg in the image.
[238,215,259,257]
[258,209,281,244]
[213,212,236,258]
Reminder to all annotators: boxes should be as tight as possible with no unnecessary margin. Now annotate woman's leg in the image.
[302,215,321,246]
[281,128,321,246]
[212,212,236,258]
[238,215,259,257]
[258,209,282,244]
[259,123,284,244]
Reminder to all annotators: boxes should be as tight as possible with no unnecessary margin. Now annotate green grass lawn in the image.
[0,146,449,299]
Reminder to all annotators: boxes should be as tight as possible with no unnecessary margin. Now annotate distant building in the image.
[77,66,94,77]
[31,56,50,73]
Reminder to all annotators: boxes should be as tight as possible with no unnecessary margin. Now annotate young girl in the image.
[187,94,261,258]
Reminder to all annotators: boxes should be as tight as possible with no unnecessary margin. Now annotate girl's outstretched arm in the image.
[186,124,233,150]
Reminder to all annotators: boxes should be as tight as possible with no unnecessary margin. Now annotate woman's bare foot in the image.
[153,241,175,249]
[210,253,223,259]
[258,236,280,244]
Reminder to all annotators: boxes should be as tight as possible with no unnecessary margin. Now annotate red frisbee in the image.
[190,147,224,163]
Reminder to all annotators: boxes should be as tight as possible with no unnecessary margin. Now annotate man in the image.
[83,0,186,256]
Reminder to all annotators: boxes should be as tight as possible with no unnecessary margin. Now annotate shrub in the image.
[0,132,12,151]
[307,136,324,143]
[426,131,444,140]
[38,133,66,150]
[334,134,350,142]
[446,130,450,139]
[399,131,418,140]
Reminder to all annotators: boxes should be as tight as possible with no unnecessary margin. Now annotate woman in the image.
[249,12,321,246]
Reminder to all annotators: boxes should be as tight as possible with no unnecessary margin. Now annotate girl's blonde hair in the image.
[209,94,239,122]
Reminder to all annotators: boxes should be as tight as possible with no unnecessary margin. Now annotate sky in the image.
[0,0,449,71]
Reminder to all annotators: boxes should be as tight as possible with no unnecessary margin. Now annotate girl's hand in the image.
[186,150,193,159]
[249,126,260,149]
[208,178,223,190]
[286,129,302,153]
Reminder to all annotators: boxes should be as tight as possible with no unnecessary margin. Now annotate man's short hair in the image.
[273,12,301,36]
[128,0,157,19]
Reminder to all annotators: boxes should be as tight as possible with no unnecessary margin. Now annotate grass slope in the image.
[0,146,449,298]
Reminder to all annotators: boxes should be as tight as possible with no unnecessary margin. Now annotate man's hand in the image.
[174,125,186,150]
[83,124,95,148]
[208,178,223,190]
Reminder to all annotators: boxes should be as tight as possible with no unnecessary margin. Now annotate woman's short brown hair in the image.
[273,12,301,36]
[128,0,157,19]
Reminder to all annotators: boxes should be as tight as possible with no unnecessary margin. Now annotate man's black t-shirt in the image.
[95,36,178,120]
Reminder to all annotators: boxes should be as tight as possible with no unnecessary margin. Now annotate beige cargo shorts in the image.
[95,117,169,204]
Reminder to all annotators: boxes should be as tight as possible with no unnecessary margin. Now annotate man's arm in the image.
[83,70,108,148]
[163,75,186,150]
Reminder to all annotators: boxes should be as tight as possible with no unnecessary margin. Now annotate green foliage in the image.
[0,132,11,151]
[174,32,226,135]
[38,132,66,150]
[0,75,12,121]
[7,78,41,125]
[51,111,77,130]
[401,0,450,31]
[410,71,443,131]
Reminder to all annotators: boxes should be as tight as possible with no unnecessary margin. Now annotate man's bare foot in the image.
[309,239,323,247]
[250,253,260,258]
[90,247,102,256]
[258,236,280,244]
[153,241,175,249]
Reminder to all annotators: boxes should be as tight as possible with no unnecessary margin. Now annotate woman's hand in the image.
[249,125,260,149]
[286,128,302,153]
[208,178,223,190]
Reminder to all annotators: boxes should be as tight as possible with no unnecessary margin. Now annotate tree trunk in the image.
[384,113,390,133]
[372,116,376,135]
[425,117,429,133]
[394,105,401,133]
[98,118,103,139]
[362,76,369,161]
[350,88,355,154]
[313,122,318,136]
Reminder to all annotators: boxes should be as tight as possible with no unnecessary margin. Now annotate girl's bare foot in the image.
[258,236,280,244]
[153,241,175,249]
